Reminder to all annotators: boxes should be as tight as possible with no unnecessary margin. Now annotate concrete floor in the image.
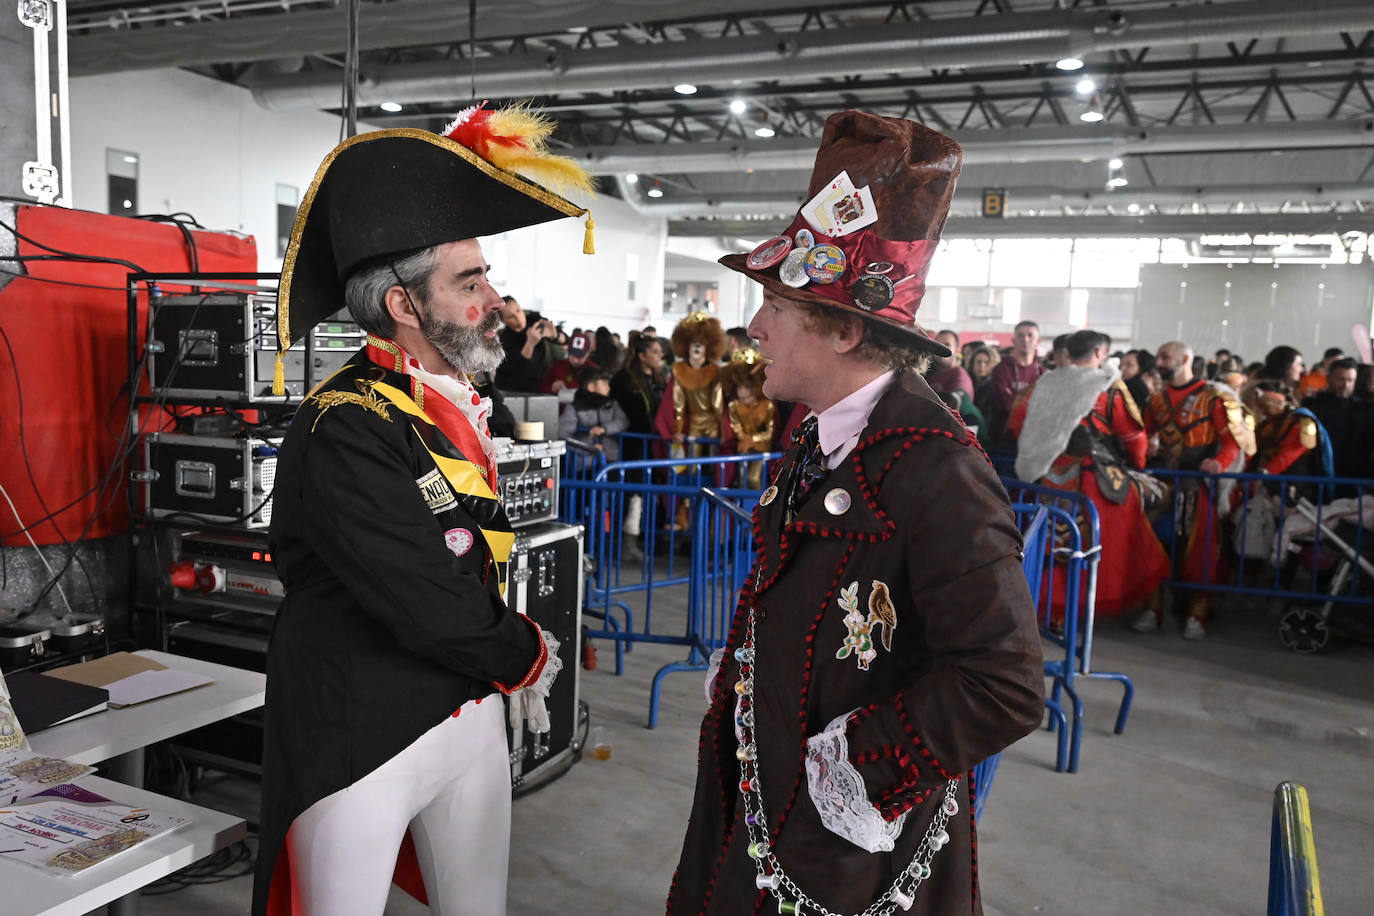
[93,589,1374,915]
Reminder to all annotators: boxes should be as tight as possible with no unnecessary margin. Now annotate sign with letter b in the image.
[981,189,1006,218]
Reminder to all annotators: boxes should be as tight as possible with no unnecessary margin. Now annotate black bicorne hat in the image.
[275,108,593,393]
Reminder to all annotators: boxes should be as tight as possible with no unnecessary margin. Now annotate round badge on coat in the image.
[794,228,816,251]
[444,527,475,557]
[746,236,793,270]
[803,244,847,285]
[779,249,811,288]
[759,485,778,506]
[851,274,896,312]
[823,487,852,515]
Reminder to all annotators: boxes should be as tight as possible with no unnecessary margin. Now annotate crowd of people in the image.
[489,300,1374,643]
[923,320,1374,640]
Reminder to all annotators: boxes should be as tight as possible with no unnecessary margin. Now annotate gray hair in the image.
[343,246,442,337]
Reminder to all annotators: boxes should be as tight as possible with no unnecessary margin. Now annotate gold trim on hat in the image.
[276,127,591,379]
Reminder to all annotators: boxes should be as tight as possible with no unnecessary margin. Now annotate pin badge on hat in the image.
[803,244,847,285]
[865,261,895,275]
[794,228,816,251]
[851,274,895,312]
[747,236,793,271]
[779,249,811,288]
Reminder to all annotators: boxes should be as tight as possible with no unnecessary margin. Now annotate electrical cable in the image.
[5,291,215,610]
[0,480,74,614]
[0,265,135,293]
[0,217,148,274]
[0,320,98,608]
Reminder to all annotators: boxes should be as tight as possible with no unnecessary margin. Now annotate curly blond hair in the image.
[670,312,728,362]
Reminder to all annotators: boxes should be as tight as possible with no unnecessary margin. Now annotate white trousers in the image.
[286,693,511,916]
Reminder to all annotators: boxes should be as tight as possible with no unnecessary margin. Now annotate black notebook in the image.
[5,671,109,733]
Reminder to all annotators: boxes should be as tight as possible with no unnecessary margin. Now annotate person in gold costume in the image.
[665,312,728,447]
[654,311,728,528]
[721,348,776,490]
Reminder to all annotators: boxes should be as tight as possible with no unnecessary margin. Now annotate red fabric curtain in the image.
[0,205,257,546]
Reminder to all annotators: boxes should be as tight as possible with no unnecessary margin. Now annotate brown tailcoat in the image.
[668,370,1044,915]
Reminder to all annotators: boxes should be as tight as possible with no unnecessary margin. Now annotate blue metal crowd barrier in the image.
[560,451,780,690]
[1144,468,1374,653]
[1003,480,1135,773]
[971,504,1051,815]
[1267,782,1324,916]
[644,487,759,727]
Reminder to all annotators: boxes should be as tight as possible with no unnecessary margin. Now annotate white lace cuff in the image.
[804,710,909,854]
[704,647,726,702]
[533,629,562,698]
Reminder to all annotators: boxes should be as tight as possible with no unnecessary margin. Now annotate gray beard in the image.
[422,310,505,375]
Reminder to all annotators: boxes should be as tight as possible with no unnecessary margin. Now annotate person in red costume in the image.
[1247,381,1321,478]
[1136,340,1254,640]
[1006,329,1168,620]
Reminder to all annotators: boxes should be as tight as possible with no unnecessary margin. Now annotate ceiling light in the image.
[1080,109,1104,123]
[624,173,639,184]
[754,126,776,138]
[674,83,698,95]
[1056,57,1085,71]
[647,182,664,198]
[379,101,402,113]
[1106,176,1129,189]
[729,99,747,115]
[1127,203,1140,213]
[1108,158,1124,170]
[1075,77,1096,95]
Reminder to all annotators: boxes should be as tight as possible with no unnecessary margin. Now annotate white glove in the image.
[508,630,562,735]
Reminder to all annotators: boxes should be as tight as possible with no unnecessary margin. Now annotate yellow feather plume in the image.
[483,106,595,198]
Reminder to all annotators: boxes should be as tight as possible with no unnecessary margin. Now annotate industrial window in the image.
[276,184,299,258]
[107,149,138,215]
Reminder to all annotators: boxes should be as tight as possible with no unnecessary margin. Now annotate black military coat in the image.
[668,370,1044,915]
[251,346,544,915]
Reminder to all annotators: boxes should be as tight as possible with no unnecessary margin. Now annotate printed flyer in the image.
[0,782,189,875]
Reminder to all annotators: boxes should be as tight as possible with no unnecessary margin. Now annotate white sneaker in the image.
[623,495,642,536]
[1131,609,1161,633]
[1183,617,1207,641]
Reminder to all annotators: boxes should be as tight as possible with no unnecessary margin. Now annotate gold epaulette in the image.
[1110,378,1145,428]
[1222,395,1258,457]
[306,379,393,433]
[1300,417,1319,450]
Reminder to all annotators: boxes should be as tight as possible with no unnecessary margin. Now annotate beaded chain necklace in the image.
[733,575,961,915]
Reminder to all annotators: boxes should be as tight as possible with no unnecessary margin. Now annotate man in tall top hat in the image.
[668,111,1044,915]
[252,107,593,916]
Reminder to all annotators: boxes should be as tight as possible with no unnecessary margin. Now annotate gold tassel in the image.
[583,214,596,255]
[273,351,286,396]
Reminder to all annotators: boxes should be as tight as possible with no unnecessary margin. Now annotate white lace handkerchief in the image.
[536,630,562,696]
[804,710,909,853]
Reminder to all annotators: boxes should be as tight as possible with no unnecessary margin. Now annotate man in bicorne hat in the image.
[252,108,593,916]
[668,111,1044,915]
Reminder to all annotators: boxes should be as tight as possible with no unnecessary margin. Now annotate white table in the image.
[4,775,248,916]
[23,650,265,915]
[29,650,266,778]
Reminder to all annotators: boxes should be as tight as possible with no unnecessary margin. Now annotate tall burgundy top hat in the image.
[719,110,962,358]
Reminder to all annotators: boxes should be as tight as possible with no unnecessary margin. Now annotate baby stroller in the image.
[1274,496,1374,653]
